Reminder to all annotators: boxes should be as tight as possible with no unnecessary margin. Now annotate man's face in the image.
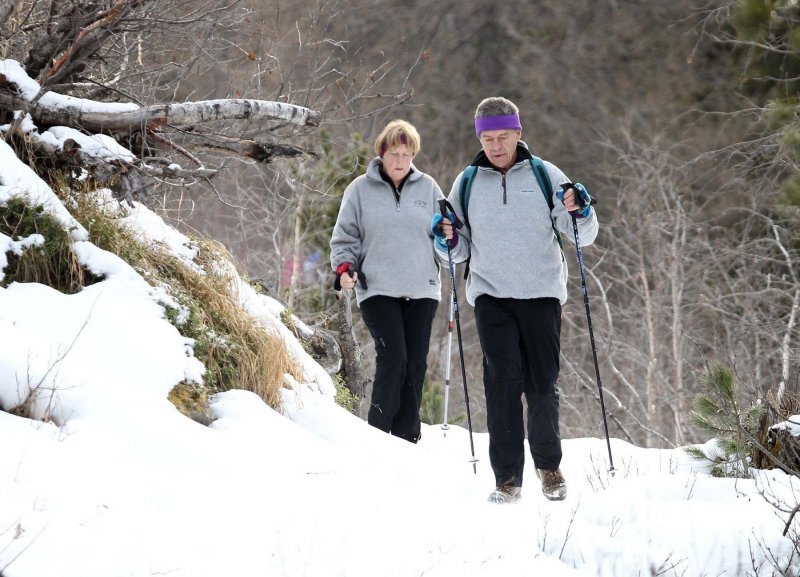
[479,129,521,171]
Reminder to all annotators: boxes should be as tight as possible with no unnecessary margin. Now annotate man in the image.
[432,97,598,503]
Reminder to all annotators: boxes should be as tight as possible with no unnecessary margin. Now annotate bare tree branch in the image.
[0,1,14,28]
[46,1,151,83]
[167,131,317,162]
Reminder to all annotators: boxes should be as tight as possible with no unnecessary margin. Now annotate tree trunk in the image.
[287,194,304,310]
[0,74,321,132]
[640,264,658,447]
[336,290,367,399]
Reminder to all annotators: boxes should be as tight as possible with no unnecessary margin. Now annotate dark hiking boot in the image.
[537,468,567,501]
[487,480,521,504]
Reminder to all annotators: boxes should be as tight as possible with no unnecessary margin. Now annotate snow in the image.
[43,126,137,162]
[776,416,800,437]
[0,64,798,577]
[0,59,139,114]
[0,140,88,242]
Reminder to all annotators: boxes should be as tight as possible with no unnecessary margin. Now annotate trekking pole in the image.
[437,199,478,473]
[441,294,454,435]
[570,209,615,475]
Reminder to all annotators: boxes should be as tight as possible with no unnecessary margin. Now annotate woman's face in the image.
[382,144,414,186]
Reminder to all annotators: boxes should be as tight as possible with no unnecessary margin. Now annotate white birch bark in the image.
[0,90,321,132]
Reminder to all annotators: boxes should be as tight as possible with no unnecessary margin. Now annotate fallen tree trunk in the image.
[0,85,321,133]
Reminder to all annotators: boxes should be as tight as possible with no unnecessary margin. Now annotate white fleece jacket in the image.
[330,156,445,305]
[437,144,599,305]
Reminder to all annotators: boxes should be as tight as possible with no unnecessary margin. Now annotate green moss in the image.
[763,100,796,131]
[787,27,800,53]
[280,307,297,334]
[333,374,357,414]
[161,287,240,394]
[0,198,91,292]
[782,172,800,206]
[167,381,213,425]
[732,0,774,41]
[781,128,800,161]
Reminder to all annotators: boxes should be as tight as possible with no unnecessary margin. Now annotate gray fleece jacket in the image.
[330,156,445,305]
[437,142,599,305]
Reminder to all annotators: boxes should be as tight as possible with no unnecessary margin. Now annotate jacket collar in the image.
[366,156,421,185]
[470,140,534,169]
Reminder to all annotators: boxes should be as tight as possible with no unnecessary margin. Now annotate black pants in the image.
[360,295,439,443]
[475,295,562,486]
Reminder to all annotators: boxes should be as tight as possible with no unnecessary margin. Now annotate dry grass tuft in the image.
[1,186,304,415]
[71,191,303,411]
[179,238,304,408]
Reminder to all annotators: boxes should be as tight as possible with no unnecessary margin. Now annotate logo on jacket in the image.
[414,200,427,207]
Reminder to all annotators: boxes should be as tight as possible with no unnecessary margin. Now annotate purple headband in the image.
[474,114,522,138]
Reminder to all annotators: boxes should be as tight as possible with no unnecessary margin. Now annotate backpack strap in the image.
[459,165,478,231]
[529,156,564,251]
[458,166,478,279]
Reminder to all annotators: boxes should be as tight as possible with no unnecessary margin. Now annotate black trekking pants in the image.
[359,295,438,443]
[474,295,562,487]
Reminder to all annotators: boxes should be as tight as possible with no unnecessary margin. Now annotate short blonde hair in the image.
[374,119,421,157]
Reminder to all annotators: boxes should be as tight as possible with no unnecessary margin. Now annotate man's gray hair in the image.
[475,97,519,119]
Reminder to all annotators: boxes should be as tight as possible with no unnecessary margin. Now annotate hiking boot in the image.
[537,468,567,501]
[487,481,521,504]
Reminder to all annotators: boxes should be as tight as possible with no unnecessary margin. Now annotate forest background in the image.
[2,0,799,451]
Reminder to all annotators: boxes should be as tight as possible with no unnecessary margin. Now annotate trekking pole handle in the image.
[438,198,464,243]
[335,268,367,291]
[352,267,368,290]
[437,199,463,229]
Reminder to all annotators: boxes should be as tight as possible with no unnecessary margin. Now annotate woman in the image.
[330,119,444,443]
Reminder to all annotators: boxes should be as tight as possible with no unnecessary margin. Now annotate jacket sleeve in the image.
[546,161,599,247]
[434,171,471,264]
[330,181,362,270]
